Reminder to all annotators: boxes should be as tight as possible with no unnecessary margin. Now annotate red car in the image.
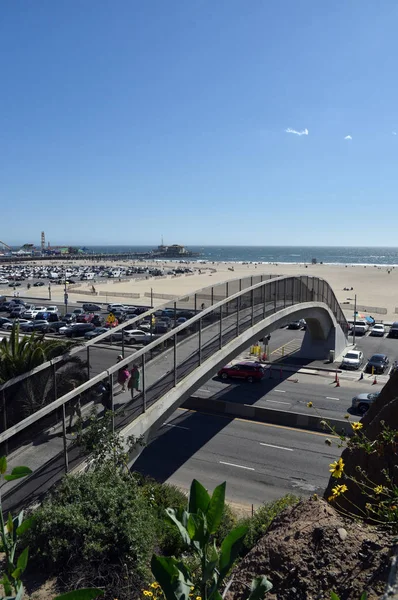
[217,362,266,383]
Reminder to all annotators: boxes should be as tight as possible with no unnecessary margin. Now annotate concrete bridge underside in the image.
[122,301,347,448]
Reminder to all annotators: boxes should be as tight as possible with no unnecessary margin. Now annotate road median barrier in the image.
[183,396,353,437]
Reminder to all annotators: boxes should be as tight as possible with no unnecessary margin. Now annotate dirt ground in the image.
[227,498,393,600]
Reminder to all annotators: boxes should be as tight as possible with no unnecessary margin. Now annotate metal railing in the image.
[0,275,348,510]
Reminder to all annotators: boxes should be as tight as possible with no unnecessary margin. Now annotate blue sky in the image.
[1,1,398,247]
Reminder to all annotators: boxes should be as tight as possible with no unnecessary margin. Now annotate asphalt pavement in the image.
[133,408,341,506]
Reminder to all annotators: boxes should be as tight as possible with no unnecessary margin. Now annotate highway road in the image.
[133,408,341,507]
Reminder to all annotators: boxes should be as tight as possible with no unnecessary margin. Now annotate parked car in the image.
[8,282,21,287]
[9,307,26,318]
[33,281,45,286]
[107,303,127,313]
[61,313,76,323]
[2,319,29,330]
[388,322,398,339]
[84,327,108,340]
[64,323,96,337]
[0,317,12,328]
[36,312,59,322]
[47,321,69,334]
[370,324,385,337]
[110,329,154,344]
[82,303,102,312]
[46,306,59,314]
[341,350,364,370]
[76,313,94,323]
[20,320,49,333]
[366,354,389,374]
[351,321,369,336]
[34,306,47,313]
[351,392,380,414]
[217,362,266,383]
[72,308,85,317]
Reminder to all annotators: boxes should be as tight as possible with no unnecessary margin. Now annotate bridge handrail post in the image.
[87,345,91,378]
[219,306,223,349]
[62,403,68,473]
[226,282,229,315]
[194,294,197,314]
[121,331,125,359]
[174,301,177,328]
[236,298,240,336]
[198,318,202,366]
[251,289,254,326]
[211,287,214,306]
[109,372,115,430]
[2,390,8,456]
[174,334,177,386]
[142,355,146,412]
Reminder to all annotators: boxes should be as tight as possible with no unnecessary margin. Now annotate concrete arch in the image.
[122,301,347,445]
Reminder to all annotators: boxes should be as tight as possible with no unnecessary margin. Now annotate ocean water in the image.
[82,245,398,266]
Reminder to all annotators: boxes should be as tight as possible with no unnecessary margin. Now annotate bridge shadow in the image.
[132,409,235,483]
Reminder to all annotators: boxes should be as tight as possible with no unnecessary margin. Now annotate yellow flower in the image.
[190,588,194,592]
[351,422,363,431]
[391,505,397,510]
[143,593,150,597]
[307,402,313,408]
[150,584,160,590]
[196,597,202,600]
[312,493,318,500]
[329,458,344,478]
[331,484,348,497]
[374,485,385,495]
[365,503,372,511]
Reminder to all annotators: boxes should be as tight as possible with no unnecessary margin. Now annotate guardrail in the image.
[0,275,348,510]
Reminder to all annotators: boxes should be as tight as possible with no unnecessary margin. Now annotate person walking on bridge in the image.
[128,364,140,398]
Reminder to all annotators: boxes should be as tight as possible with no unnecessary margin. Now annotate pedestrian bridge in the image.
[0,274,349,513]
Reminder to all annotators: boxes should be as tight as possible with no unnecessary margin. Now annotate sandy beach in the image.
[34,259,398,321]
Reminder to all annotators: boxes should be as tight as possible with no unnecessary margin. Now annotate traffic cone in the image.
[262,352,267,361]
[372,376,377,385]
[334,372,339,383]
[335,376,340,387]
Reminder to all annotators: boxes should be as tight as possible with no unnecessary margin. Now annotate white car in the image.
[370,324,385,337]
[46,306,59,313]
[107,303,127,312]
[23,309,40,319]
[35,306,47,313]
[111,329,154,344]
[2,319,31,330]
[341,350,364,370]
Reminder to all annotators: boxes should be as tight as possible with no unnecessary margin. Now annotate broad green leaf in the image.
[330,593,340,600]
[189,479,211,514]
[16,517,35,536]
[0,573,13,597]
[7,512,13,533]
[207,482,226,535]
[166,508,191,546]
[4,466,32,481]
[247,576,273,600]
[360,594,368,600]
[208,590,223,600]
[12,566,23,581]
[203,540,219,583]
[55,588,104,600]
[219,525,248,582]
[16,546,29,574]
[0,456,7,474]
[151,555,191,600]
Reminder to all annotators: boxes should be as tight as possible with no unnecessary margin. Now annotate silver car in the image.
[351,392,380,414]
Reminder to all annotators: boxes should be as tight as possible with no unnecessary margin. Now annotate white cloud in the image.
[285,127,309,136]
[393,131,397,136]
[344,135,352,140]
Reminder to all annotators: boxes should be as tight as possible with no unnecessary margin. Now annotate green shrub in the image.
[27,466,158,597]
[238,494,299,556]
[214,501,237,546]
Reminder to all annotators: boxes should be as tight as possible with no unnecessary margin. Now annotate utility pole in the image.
[64,272,68,315]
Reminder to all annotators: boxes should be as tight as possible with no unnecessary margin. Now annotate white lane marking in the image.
[219,461,255,471]
[326,396,340,401]
[162,423,190,430]
[260,442,293,452]
[274,389,286,393]
[266,400,290,405]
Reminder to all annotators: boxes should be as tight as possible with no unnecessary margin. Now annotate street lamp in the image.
[64,273,68,315]
[48,282,52,301]
[353,294,357,346]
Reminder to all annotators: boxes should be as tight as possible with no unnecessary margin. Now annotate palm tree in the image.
[0,324,88,423]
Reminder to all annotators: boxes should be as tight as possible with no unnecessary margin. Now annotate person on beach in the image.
[116,355,130,392]
[128,364,140,398]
